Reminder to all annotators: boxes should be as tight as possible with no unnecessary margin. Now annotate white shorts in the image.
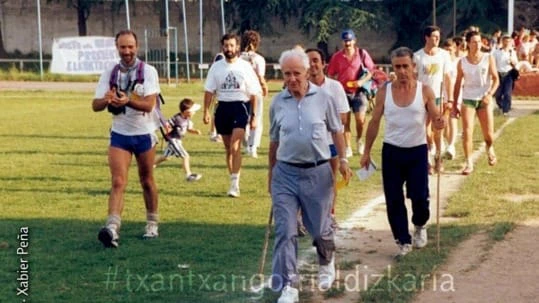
[163,138,189,158]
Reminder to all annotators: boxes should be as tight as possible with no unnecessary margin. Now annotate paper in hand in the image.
[356,160,377,181]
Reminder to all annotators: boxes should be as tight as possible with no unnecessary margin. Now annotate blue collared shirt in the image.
[269,83,343,163]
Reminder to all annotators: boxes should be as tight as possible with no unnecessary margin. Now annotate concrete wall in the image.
[0,0,396,63]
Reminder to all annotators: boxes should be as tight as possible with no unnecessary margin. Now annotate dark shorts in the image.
[214,101,250,135]
[329,144,337,158]
[346,92,368,113]
[110,131,157,155]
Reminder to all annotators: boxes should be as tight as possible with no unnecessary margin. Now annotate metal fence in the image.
[0,58,392,81]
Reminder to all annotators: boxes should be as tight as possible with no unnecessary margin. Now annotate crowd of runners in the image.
[91,24,537,302]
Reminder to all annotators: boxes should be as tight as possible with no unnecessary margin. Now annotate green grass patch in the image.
[1,82,536,302]
[0,82,386,302]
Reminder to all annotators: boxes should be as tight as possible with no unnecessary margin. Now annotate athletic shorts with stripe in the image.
[163,138,189,158]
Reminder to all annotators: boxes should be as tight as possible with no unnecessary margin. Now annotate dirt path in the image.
[297,100,539,303]
[413,219,539,303]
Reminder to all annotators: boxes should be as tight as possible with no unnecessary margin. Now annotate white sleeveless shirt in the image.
[460,54,491,100]
[383,82,427,148]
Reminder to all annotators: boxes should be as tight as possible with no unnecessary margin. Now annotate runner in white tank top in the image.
[453,30,499,175]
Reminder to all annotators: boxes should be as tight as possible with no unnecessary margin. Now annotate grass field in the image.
[0,82,537,303]
[0,82,383,303]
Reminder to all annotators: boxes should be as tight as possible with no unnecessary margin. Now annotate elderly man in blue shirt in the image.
[268,48,352,303]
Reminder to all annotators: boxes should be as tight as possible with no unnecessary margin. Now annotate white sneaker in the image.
[345,146,353,158]
[413,225,427,248]
[186,173,202,182]
[210,134,222,142]
[227,184,240,197]
[277,285,299,303]
[251,148,258,159]
[318,255,336,290]
[98,226,119,248]
[395,242,412,259]
[142,222,159,239]
[357,139,365,155]
[444,144,456,160]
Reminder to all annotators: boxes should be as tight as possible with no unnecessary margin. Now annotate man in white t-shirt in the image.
[306,48,350,226]
[414,25,453,173]
[493,34,519,115]
[203,33,262,197]
[92,30,161,248]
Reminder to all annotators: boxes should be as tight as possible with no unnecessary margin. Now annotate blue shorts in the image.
[346,92,368,113]
[214,101,250,135]
[329,144,337,158]
[110,131,157,155]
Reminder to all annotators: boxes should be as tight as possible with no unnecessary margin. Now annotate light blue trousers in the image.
[270,161,335,290]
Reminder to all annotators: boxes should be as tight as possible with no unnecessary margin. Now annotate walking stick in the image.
[436,78,445,254]
[257,206,273,284]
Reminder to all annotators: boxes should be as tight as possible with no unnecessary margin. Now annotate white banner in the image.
[50,36,120,75]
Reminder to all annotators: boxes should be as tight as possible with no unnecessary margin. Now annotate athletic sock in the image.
[106,214,121,231]
[146,212,159,224]
[230,173,240,187]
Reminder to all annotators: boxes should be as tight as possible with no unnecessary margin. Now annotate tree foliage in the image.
[436,0,508,36]
[299,0,380,43]
[224,0,300,34]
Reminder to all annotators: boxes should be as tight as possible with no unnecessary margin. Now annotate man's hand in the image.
[338,160,352,183]
[104,88,116,104]
[249,116,257,130]
[360,153,371,169]
[203,111,210,125]
[433,115,447,130]
[109,89,129,108]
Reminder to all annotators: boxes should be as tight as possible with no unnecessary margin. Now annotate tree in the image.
[224,0,300,34]
[225,0,381,56]
[298,0,382,56]
[436,0,508,36]
[0,22,6,57]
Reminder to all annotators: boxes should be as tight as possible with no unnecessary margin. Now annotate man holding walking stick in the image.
[360,47,446,258]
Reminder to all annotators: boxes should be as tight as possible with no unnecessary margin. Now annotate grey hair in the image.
[390,47,414,61]
[278,48,310,69]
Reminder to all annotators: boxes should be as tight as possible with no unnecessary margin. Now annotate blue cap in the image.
[341,29,356,41]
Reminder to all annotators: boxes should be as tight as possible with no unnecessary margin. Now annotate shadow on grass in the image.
[0,218,274,303]
[0,220,526,303]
